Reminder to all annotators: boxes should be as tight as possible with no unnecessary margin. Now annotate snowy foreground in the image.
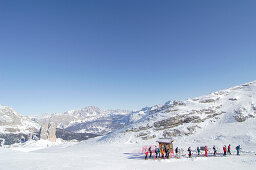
[0,137,256,170]
[1,118,256,170]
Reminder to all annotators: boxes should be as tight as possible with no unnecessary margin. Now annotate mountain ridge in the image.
[1,80,256,146]
[98,80,256,144]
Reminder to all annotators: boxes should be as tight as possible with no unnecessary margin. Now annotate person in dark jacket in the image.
[175,147,178,154]
[155,146,158,158]
[213,146,217,156]
[236,145,241,155]
[188,147,192,158]
[166,148,170,159]
[164,146,167,158]
[175,147,179,157]
[149,146,152,158]
[158,148,161,157]
[197,147,200,156]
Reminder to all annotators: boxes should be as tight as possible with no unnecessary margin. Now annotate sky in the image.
[0,0,255,115]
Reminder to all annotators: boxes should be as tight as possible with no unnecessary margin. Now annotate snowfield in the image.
[0,138,256,170]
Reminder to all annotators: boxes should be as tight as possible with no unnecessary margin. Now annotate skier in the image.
[155,146,158,159]
[145,150,149,160]
[175,147,179,155]
[166,148,170,159]
[236,145,241,155]
[205,146,208,157]
[223,145,227,156]
[149,146,152,158]
[164,146,167,158]
[158,147,161,158]
[161,148,165,158]
[197,147,200,156]
[188,147,192,158]
[213,146,217,156]
[228,144,231,154]
[20,136,25,143]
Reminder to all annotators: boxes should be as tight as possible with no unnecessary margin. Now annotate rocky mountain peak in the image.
[64,106,104,117]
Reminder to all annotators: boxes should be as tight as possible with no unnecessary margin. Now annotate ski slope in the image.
[0,137,256,170]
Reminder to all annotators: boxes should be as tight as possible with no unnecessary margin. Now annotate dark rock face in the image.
[56,128,99,141]
[234,107,249,122]
[154,116,182,129]
[0,133,28,145]
[153,107,224,132]
[234,116,247,122]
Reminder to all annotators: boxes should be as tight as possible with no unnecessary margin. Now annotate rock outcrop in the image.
[40,122,56,142]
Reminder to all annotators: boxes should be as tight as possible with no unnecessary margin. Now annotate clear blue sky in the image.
[0,0,255,115]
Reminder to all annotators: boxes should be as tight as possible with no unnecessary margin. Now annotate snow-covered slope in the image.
[34,106,131,135]
[0,105,40,134]
[100,81,256,145]
[1,81,256,170]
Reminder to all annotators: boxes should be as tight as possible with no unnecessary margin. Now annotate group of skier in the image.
[220,144,241,156]
[145,144,242,160]
[145,146,170,160]
[189,144,241,157]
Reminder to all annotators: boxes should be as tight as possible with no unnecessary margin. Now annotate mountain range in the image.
[1,80,256,145]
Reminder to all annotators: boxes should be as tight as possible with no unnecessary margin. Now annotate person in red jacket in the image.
[204,146,208,157]
[145,150,149,160]
[228,144,231,155]
[223,145,227,156]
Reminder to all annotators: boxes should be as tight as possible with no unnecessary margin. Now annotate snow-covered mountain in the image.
[34,106,131,135]
[0,105,40,134]
[100,81,256,144]
[2,80,256,170]
[2,80,256,147]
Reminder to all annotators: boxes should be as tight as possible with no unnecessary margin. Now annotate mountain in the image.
[99,81,256,145]
[0,105,40,145]
[34,106,131,135]
[0,105,40,134]
[2,80,256,147]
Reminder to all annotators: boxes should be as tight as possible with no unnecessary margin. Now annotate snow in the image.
[9,139,71,152]
[0,138,256,170]
[0,81,256,169]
